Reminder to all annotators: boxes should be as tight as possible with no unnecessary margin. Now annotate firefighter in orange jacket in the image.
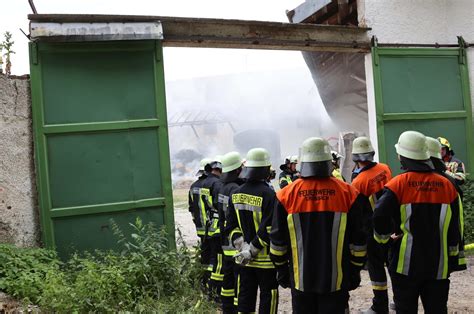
[270,137,367,313]
[373,131,462,313]
[351,136,392,314]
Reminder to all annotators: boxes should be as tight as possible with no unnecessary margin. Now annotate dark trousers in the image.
[237,266,278,313]
[199,235,212,290]
[390,272,450,314]
[367,235,389,313]
[220,256,238,314]
[208,237,224,301]
[291,288,349,314]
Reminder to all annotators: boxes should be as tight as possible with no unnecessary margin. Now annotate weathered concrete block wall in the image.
[0,74,40,246]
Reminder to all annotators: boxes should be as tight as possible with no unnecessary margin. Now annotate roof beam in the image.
[28,14,370,53]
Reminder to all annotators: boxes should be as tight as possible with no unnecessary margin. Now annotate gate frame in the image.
[371,45,474,176]
[29,40,175,248]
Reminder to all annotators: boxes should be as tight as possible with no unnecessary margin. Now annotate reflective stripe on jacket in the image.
[270,177,367,293]
[373,171,460,279]
[227,180,276,269]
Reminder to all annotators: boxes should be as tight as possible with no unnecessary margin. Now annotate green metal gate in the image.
[372,45,473,176]
[29,40,174,257]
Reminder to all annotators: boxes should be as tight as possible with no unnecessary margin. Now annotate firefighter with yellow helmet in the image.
[437,136,466,185]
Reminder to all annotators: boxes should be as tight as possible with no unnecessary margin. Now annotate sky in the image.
[3,0,307,79]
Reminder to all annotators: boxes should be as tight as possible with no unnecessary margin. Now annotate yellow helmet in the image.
[437,137,451,150]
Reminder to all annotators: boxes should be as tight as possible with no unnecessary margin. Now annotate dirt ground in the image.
[174,189,474,313]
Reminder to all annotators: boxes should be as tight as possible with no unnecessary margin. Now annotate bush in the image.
[0,218,216,312]
[462,180,474,244]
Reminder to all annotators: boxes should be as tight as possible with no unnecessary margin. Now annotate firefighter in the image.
[266,166,277,190]
[373,131,461,313]
[218,152,245,313]
[227,148,279,313]
[279,155,299,189]
[270,137,367,313]
[331,150,345,181]
[189,157,213,288]
[437,136,466,185]
[201,156,224,299]
[351,136,376,181]
[350,137,392,314]
[426,136,467,273]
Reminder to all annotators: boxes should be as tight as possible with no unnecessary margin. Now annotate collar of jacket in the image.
[400,156,434,172]
[357,161,377,174]
[430,157,447,172]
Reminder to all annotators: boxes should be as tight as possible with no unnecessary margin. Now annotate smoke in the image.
[164,50,341,183]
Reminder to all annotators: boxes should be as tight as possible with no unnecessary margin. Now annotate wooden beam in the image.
[28,14,371,53]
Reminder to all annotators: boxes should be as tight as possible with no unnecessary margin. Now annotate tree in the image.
[2,31,15,76]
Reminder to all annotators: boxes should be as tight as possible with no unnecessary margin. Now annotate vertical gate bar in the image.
[29,42,56,248]
[154,40,176,247]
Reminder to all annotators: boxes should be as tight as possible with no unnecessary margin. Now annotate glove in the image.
[448,161,459,173]
[234,249,252,265]
[233,236,244,251]
[276,265,290,288]
[233,242,260,265]
[234,242,252,265]
[348,268,361,291]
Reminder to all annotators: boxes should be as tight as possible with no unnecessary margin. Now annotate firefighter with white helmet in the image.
[218,152,245,313]
[427,136,467,273]
[226,148,279,313]
[270,137,367,313]
[331,150,345,181]
[200,155,224,299]
[351,136,393,314]
[279,155,299,189]
[373,131,462,313]
[188,157,214,290]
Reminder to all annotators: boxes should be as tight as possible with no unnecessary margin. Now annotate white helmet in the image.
[395,131,430,160]
[299,137,333,177]
[426,136,442,159]
[352,137,375,162]
[241,148,271,180]
[222,151,243,173]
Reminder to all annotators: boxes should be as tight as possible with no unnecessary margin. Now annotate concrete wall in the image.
[359,0,474,151]
[0,74,40,246]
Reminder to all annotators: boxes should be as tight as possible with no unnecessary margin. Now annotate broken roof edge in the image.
[28,14,371,52]
[28,14,371,32]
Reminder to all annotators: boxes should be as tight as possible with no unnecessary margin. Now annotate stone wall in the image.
[0,74,40,246]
